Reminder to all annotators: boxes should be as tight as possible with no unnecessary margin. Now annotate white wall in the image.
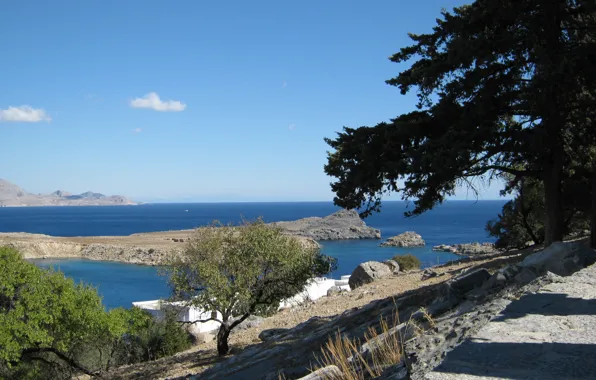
[132,300,222,334]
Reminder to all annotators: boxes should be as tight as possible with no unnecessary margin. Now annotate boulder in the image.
[519,241,596,276]
[482,272,507,290]
[380,232,425,247]
[514,267,538,285]
[326,285,343,297]
[384,259,400,273]
[258,328,288,342]
[449,268,491,294]
[349,261,393,290]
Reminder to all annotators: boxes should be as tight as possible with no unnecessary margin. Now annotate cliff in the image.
[0,179,137,207]
[272,209,381,240]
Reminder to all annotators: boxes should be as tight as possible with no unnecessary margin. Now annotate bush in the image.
[392,253,421,271]
[112,308,191,364]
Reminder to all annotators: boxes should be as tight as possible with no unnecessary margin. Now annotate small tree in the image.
[165,219,337,356]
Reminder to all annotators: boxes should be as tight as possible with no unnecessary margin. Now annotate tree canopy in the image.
[165,219,337,356]
[324,0,596,245]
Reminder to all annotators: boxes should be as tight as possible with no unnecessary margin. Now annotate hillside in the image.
[0,179,137,207]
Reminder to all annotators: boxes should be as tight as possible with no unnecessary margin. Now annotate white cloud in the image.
[129,92,186,112]
[0,106,51,123]
[132,128,143,133]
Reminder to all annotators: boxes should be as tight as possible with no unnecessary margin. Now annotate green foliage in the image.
[113,308,191,364]
[0,247,190,379]
[391,254,421,271]
[323,0,596,245]
[165,218,337,355]
[487,176,591,250]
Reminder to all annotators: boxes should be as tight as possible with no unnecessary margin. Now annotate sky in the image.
[0,0,505,203]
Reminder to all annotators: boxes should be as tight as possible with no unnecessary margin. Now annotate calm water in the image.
[2,201,506,309]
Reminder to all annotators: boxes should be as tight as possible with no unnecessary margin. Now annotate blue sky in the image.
[0,0,504,202]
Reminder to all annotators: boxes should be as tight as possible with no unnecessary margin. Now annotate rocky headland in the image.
[0,230,320,265]
[271,209,381,240]
[380,231,425,247]
[0,179,137,207]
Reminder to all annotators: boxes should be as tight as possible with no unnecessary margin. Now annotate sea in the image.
[0,201,506,309]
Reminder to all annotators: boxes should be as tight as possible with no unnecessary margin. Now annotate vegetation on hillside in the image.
[0,246,190,379]
[165,219,337,356]
[392,254,421,271]
[324,0,596,247]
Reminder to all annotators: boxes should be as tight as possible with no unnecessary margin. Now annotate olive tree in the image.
[165,219,337,356]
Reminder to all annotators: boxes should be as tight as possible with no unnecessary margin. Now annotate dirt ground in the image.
[105,251,529,380]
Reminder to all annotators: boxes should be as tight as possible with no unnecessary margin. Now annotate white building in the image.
[277,275,351,310]
[132,300,222,334]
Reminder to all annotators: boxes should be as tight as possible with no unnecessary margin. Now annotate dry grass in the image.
[313,309,414,379]
[419,307,436,329]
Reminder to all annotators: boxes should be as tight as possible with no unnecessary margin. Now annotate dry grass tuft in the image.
[313,310,407,379]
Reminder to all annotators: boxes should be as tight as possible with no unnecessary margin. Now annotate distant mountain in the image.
[0,179,138,207]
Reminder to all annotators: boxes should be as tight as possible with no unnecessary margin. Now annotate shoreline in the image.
[0,230,319,266]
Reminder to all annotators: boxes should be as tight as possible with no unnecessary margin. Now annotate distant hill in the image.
[0,179,138,207]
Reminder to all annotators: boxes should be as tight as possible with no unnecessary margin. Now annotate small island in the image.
[271,209,381,240]
[0,179,137,207]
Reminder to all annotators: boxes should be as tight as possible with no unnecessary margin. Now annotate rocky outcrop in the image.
[272,209,381,240]
[432,242,498,256]
[380,231,425,247]
[349,261,394,289]
[0,178,137,207]
[2,237,180,266]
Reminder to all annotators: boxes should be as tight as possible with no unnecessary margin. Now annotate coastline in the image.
[0,230,319,266]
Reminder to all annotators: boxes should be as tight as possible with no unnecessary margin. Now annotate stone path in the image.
[426,264,596,380]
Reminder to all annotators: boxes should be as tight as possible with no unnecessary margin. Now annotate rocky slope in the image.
[102,240,595,380]
[0,179,137,206]
[272,209,381,240]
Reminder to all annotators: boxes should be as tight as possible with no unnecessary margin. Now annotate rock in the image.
[519,241,596,276]
[422,268,439,280]
[349,261,393,290]
[514,267,538,285]
[449,268,491,294]
[230,315,264,333]
[482,272,507,290]
[326,286,343,297]
[297,365,343,380]
[271,209,381,240]
[384,259,401,273]
[380,231,425,247]
[258,328,288,342]
[381,364,409,379]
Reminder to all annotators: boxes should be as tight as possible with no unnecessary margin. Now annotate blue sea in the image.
[0,201,506,309]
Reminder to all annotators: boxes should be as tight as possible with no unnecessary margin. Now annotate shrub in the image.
[392,254,421,271]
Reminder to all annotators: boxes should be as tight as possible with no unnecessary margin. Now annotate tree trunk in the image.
[543,158,564,246]
[591,169,596,249]
[216,323,231,356]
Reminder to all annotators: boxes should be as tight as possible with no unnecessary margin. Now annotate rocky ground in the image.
[103,249,531,380]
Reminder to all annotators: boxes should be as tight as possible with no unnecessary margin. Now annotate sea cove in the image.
[3,201,506,309]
